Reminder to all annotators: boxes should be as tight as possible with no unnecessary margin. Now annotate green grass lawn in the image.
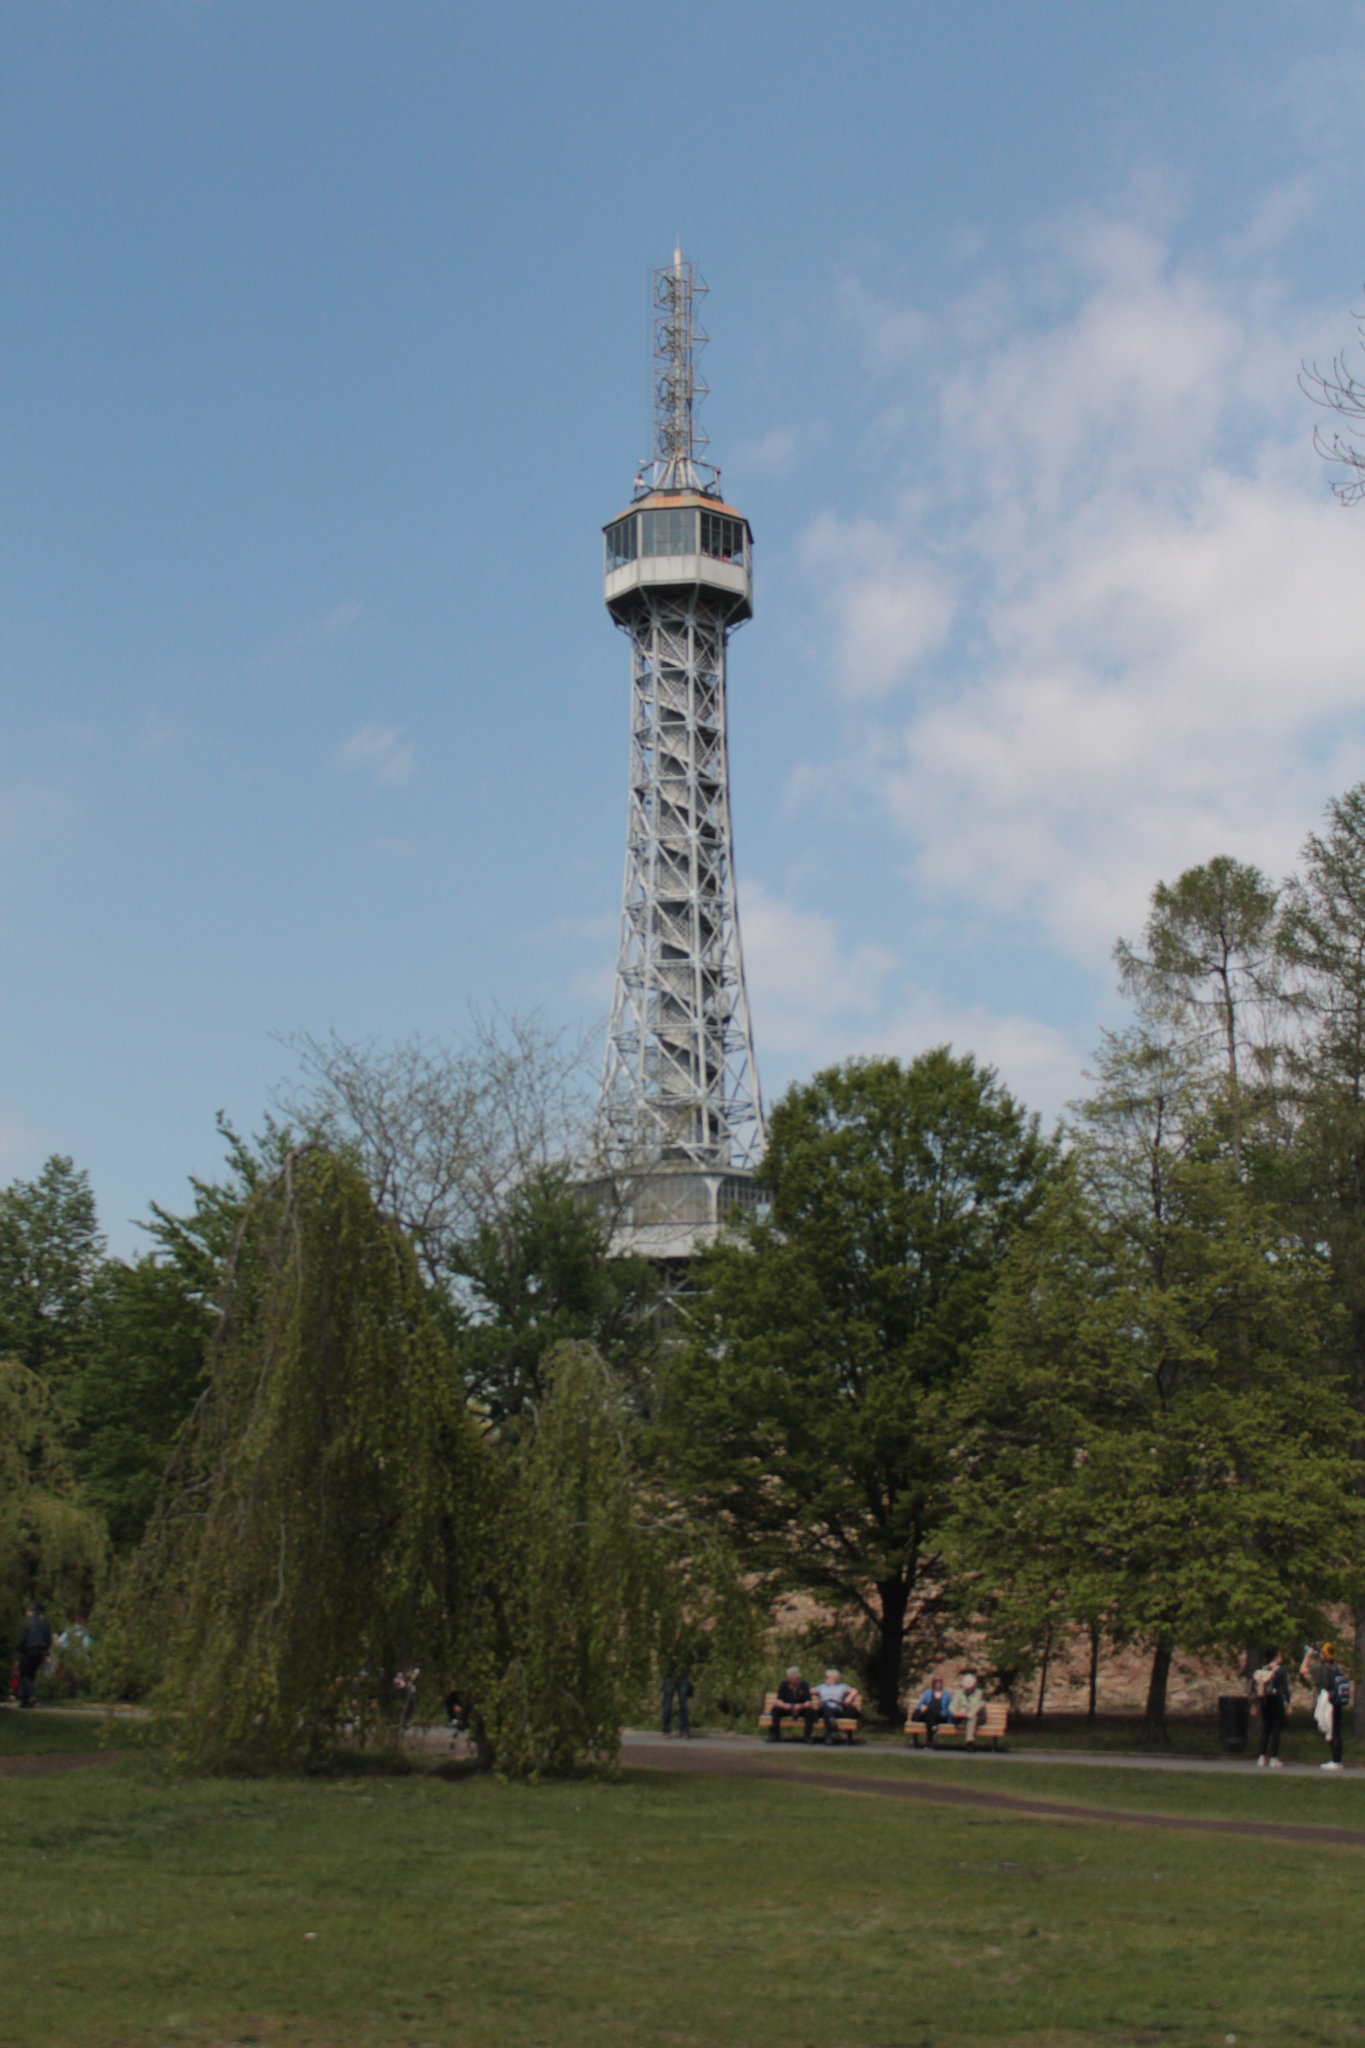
[733,1735,1365,1826]
[0,1706,113,1757]
[4,1737,1365,2048]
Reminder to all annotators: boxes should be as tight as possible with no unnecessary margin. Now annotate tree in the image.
[1302,299,1365,504]
[1277,783,1365,1730]
[659,1051,1057,1722]
[0,1359,106,1648]
[1115,857,1282,1177]
[451,1167,657,1428]
[123,1147,485,1769]
[77,1257,214,1553]
[277,1013,598,1288]
[953,1029,1364,1738]
[0,1156,105,1404]
[472,1342,651,1778]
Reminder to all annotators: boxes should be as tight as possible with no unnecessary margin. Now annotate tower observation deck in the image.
[592,251,765,1268]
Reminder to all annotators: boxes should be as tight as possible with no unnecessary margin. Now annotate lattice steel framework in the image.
[597,252,764,1172]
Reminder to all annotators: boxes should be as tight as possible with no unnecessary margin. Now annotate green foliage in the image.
[77,1255,214,1553]
[949,1155,1364,1717]
[646,1523,767,1718]
[122,1146,484,1770]
[659,1051,1058,1720]
[0,1156,105,1405]
[1115,855,1283,1174]
[474,1343,650,1778]
[451,1167,658,1426]
[0,1358,107,1647]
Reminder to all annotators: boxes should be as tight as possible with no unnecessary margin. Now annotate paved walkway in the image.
[624,1728,1349,1777]
[622,1737,1365,1849]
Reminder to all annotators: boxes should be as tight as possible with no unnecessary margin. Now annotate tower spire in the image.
[593,255,765,1269]
[636,249,719,499]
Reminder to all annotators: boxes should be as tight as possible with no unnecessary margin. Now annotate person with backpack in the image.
[1253,1650,1291,1768]
[1300,1641,1351,1771]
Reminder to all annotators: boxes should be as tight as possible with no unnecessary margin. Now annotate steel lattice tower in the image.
[593,252,764,1262]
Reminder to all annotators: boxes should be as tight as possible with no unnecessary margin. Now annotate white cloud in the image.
[855,996,1085,1130]
[741,880,896,1057]
[800,514,956,701]
[332,724,416,790]
[798,200,1365,973]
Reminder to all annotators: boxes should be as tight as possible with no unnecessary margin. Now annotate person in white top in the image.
[814,1667,858,1742]
[956,1669,988,1746]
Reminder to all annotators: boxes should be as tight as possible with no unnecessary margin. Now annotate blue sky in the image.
[6,2,1365,1252]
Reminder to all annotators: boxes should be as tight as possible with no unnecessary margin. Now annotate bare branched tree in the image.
[1301,297,1365,505]
[273,1008,601,1284]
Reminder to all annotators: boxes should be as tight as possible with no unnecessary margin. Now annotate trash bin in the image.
[1218,1694,1250,1752]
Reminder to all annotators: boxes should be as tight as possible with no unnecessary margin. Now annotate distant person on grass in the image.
[910,1675,954,1745]
[1301,1642,1350,1772]
[1254,1650,1291,1769]
[16,1602,52,1710]
[814,1668,858,1742]
[767,1667,815,1742]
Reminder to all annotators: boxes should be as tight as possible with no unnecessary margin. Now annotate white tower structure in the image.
[593,251,765,1267]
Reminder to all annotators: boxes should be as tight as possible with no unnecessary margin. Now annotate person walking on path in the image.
[16,1603,52,1710]
[661,1673,694,1738]
[1300,1642,1350,1771]
[1254,1650,1291,1767]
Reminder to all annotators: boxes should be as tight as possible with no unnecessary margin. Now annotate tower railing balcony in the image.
[603,494,752,623]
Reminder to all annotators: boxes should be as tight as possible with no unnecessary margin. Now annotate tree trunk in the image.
[1142,1639,1172,1744]
[1035,1623,1052,1722]
[1087,1620,1100,1724]
[875,1574,911,1724]
[1355,1595,1365,1744]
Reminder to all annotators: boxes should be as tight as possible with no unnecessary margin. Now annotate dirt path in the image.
[0,1749,121,1778]
[625,1738,1365,1849]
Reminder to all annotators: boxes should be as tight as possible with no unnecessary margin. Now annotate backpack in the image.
[1252,1665,1275,1699]
[1332,1673,1353,1709]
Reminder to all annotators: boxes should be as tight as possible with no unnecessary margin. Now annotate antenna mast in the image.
[636,248,720,498]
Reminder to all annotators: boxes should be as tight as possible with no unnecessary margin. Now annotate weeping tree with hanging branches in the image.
[117,1145,489,1769]
[472,1341,653,1779]
[110,1152,664,1778]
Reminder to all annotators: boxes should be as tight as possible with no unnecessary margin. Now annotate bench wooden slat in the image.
[904,1700,1009,1749]
[759,1688,862,1740]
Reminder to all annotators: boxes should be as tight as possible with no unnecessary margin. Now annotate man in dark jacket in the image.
[16,1603,52,1709]
[1254,1650,1291,1767]
[768,1666,816,1742]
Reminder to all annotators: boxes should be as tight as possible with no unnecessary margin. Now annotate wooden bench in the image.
[904,1700,1009,1750]
[758,1689,863,1743]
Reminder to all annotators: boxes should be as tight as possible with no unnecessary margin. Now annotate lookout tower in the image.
[592,251,765,1271]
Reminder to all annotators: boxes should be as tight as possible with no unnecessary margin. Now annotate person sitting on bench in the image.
[956,1668,988,1746]
[815,1668,859,1741]
[909,1674,954,1744]
[768,1666,816,1742]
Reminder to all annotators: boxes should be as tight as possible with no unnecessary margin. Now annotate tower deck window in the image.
[640,508,698,557]
[606,516,638,569]
[700,511,746,564]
